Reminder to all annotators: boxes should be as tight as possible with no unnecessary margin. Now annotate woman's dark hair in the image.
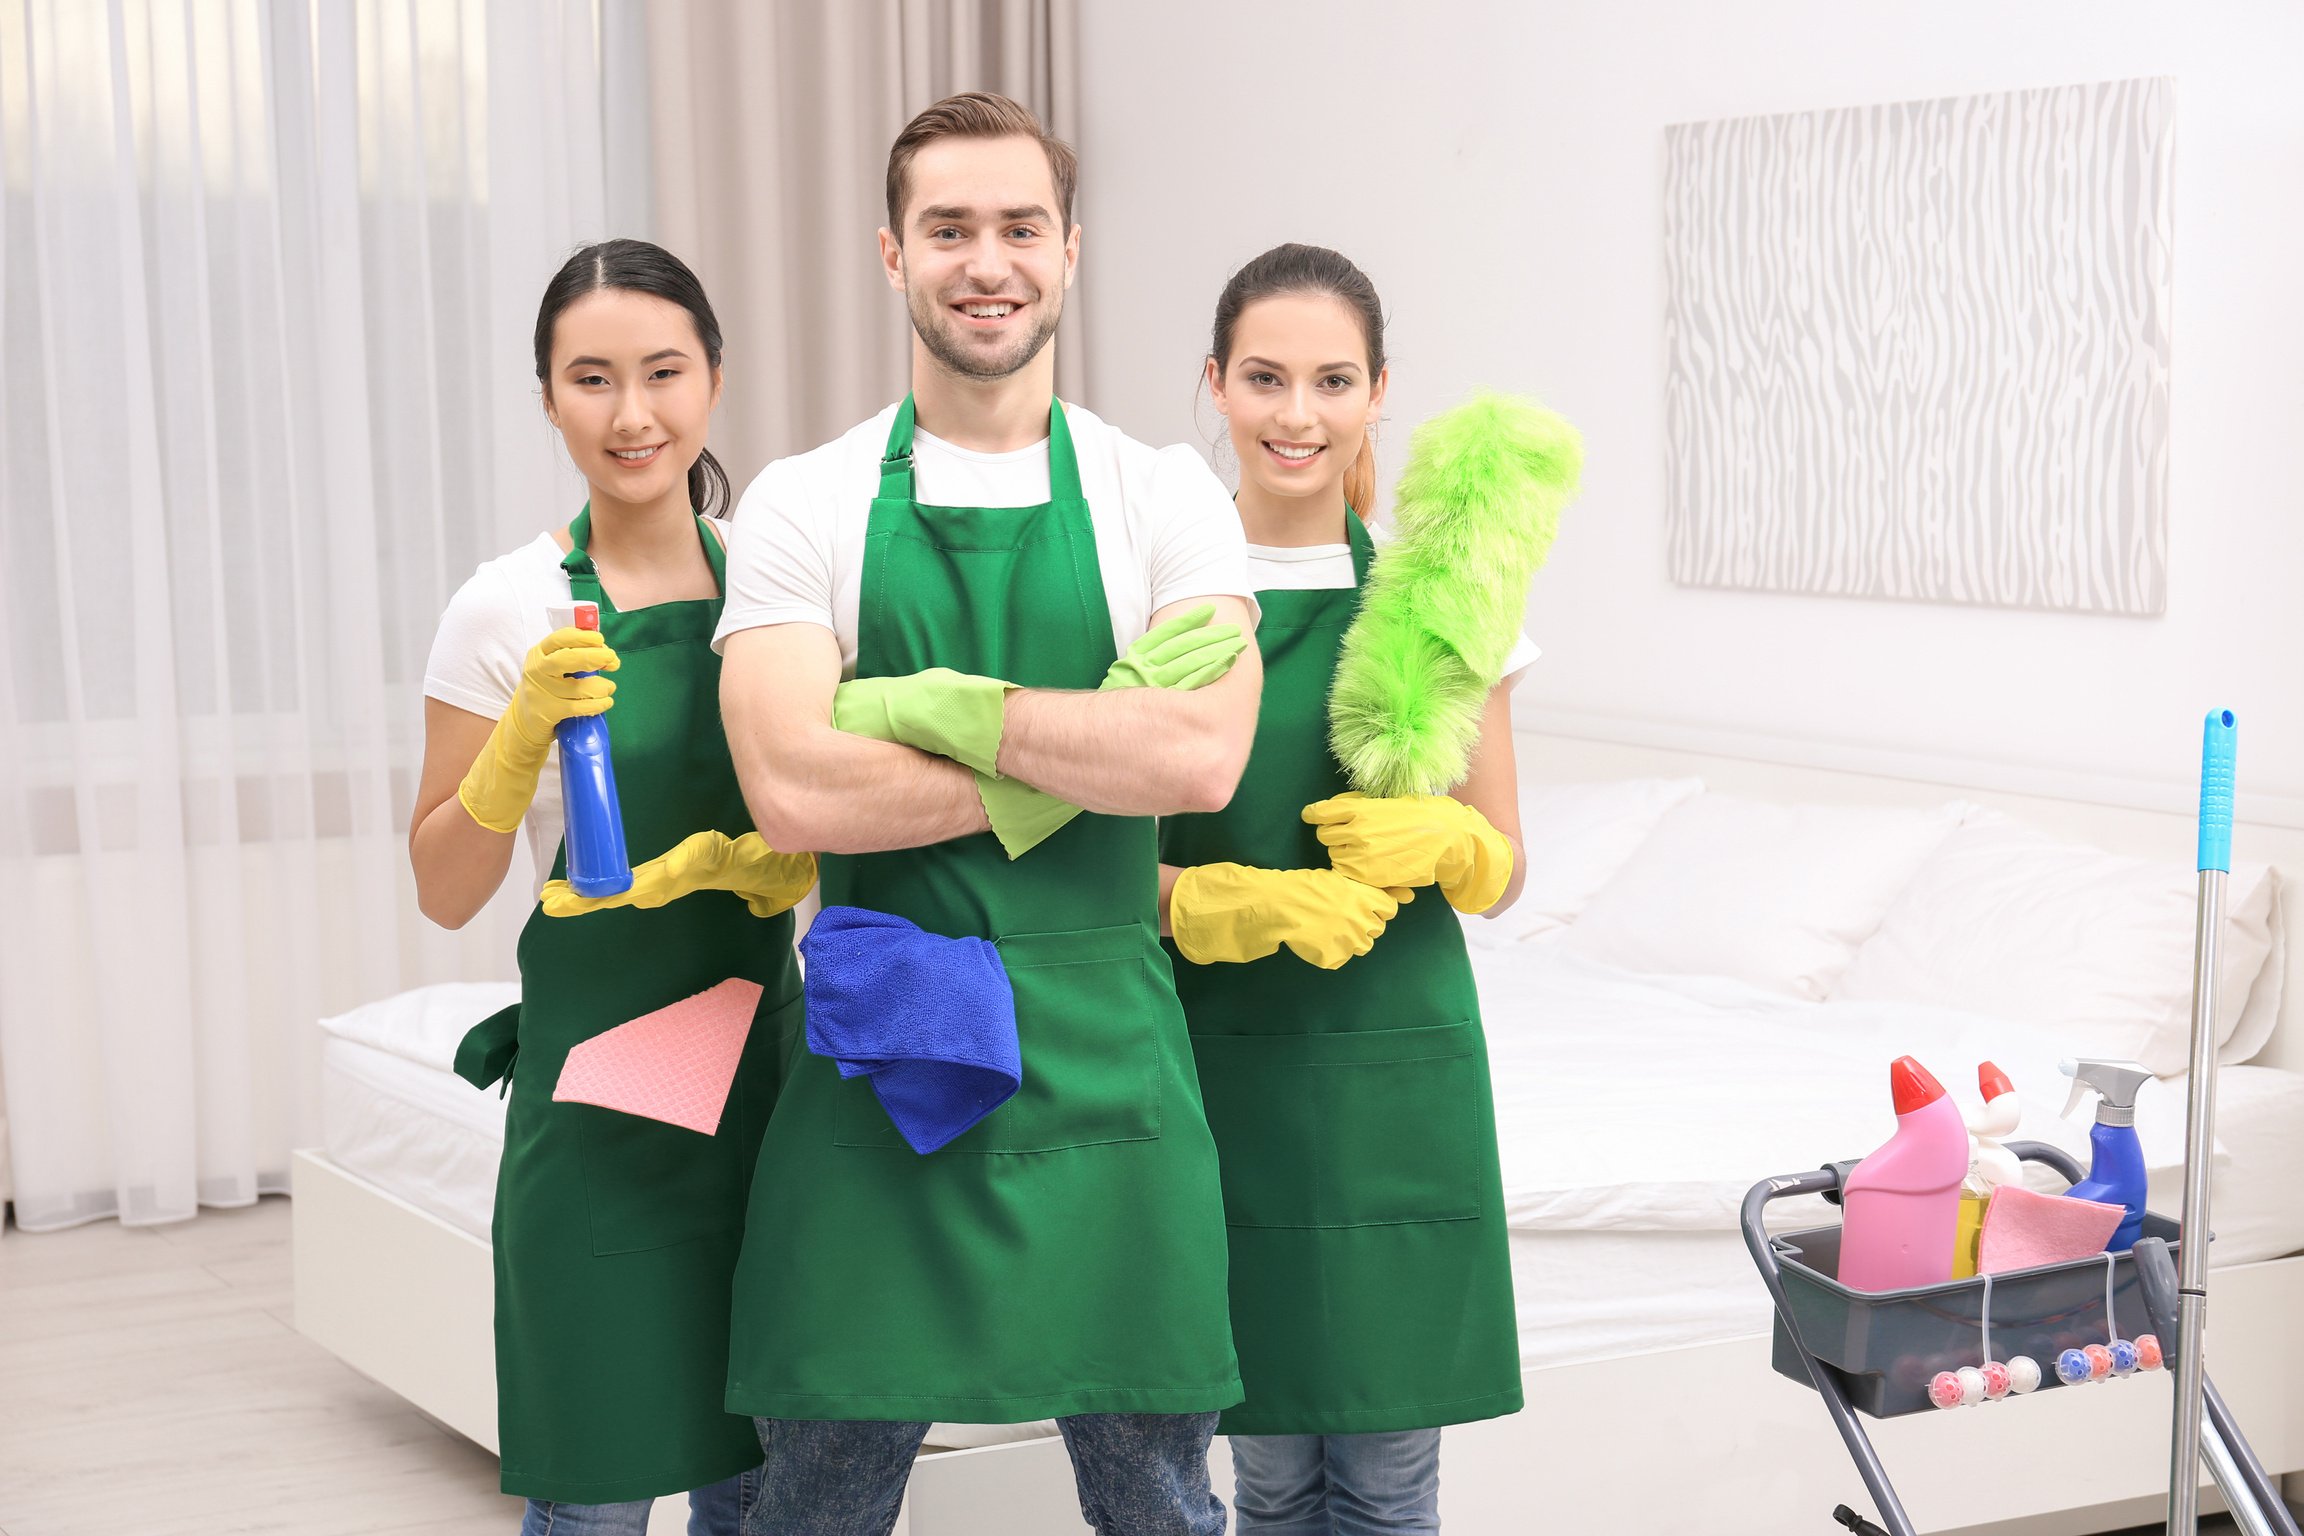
[1208,243,1387,515]
[533,238,732,519]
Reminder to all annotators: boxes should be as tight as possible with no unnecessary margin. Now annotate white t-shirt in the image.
[714,402,1256,670]
[1244,540,1542,683]
[420,523,731,894]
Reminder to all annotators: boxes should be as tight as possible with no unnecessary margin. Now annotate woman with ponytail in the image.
[409,239,813,1533]
[1158,244,1534,1532]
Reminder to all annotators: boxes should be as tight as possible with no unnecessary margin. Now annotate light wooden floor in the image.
[0,1196,521,1536]
[0,1195,2279,1535]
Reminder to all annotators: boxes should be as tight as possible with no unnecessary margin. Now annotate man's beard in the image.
[909,282,1063,381]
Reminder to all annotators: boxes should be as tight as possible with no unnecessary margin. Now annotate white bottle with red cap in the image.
[1966,1061,2022,1190]
[1950,1062,2022,1278]
[1836,1055,1971,1291]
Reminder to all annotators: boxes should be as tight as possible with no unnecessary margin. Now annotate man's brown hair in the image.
[884,91,1078,235]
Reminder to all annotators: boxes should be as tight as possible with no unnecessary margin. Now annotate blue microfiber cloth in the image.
[800,905,1021,1154]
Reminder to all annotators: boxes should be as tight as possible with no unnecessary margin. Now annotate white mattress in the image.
[316,965,2304,1375]
[321,1033,506,1239]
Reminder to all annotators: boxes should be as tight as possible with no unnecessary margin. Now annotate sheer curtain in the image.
[0,0,643,1230]
[645,0,1082,475]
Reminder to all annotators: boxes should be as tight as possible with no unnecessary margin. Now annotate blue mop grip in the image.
[2197,709,2236,874]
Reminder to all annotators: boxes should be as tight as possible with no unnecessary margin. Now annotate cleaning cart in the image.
[1741,712,2299,1536]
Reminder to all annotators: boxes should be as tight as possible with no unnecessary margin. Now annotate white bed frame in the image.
[294,726,2304,1534]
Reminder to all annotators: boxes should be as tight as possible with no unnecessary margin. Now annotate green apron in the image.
[454,510,802,1501]
[724,398,1241,1423]
[1159,512,1522,1437]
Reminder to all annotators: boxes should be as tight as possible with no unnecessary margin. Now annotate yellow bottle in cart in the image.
[1953,1062,2020,1278]
[1951,1191,1987,1279]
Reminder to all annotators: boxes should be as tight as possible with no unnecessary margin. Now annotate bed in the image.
[293,729,2304,1535]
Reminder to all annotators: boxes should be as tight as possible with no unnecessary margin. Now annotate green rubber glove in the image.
[829,667,1013,778]
[973,771,1084,859]
[1100,603,1247,690]
[981,604,1251,857]
[834,606,1251,858]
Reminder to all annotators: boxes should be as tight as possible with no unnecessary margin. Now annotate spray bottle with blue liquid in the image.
[554,600,632,898]
[2060,1057,2152,1252]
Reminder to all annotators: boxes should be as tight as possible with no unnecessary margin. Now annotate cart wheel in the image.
[1832,1505,1889,1536]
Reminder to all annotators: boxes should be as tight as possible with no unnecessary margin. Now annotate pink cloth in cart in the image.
[551,977,761,1136]
[1977,1184,2125,1274]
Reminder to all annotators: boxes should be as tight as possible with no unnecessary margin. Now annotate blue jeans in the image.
[744,1414,1226,1535]
[520,1467,761,1535]
[1229,1431,1442,1535]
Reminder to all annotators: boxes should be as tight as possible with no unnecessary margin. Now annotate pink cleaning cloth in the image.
[552,977,761,1136]
[1977,1184,2125,1274]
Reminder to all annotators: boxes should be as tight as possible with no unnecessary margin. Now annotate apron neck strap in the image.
[878,394,1083,505]
[1344,507,1375,586]
[560,503,724,612]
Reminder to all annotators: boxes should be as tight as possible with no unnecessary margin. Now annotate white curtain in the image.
[0,0,643,1230]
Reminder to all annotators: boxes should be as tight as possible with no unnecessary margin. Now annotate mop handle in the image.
[2198,709,2236,873]
[2171,708,2237,1536]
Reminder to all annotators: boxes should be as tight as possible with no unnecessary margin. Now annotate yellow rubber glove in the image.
[1300,792,1515,915]
[830,668,1013,777]
[457,627,620,834]
[539,829,817,919]
[1169,863,1411,970]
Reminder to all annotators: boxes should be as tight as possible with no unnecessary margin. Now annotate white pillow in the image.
[1465,777,1705,947]
[318,981,523,1074]
[1834,812,2280,1077]
[1556,794,1963,999]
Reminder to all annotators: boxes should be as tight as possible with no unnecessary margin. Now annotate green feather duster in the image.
[1328,391,1583,797]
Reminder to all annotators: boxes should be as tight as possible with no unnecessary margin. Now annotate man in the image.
[714,92,1262,1534]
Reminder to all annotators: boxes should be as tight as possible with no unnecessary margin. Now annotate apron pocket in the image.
[834,921,1166,1154]
[576,1100,747,1256]
[1191,1019,1485,1229]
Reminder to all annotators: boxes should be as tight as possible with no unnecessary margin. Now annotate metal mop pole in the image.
[2169,709,2237,1536]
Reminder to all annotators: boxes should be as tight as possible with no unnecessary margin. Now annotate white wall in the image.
[1076,1,2304,823]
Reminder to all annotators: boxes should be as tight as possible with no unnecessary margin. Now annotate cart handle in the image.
[2006,1139,2085,1185]
[1742,1139,2085,1244]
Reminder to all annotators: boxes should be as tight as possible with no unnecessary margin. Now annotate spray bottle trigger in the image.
[2058,1059,2090,1120]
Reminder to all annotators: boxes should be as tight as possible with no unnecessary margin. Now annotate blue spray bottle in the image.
[557,600,632,898]
[2059,1057,2153,1252]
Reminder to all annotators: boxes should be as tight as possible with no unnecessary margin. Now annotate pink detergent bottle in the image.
[1836,1056,1970,1291]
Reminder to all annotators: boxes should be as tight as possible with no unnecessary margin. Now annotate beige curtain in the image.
[647,0,1082,480]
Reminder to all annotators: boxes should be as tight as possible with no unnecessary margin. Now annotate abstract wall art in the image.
[1663,78,2174,614]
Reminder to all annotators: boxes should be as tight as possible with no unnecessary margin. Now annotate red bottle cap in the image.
[1977,1061,2015,1103]
[1890,1055,1945,1116]
[573,601,600,631]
